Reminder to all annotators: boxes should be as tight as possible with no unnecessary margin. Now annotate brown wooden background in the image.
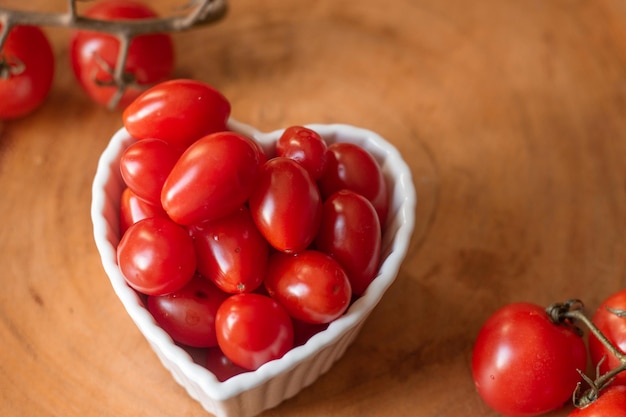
[2,1,626,416]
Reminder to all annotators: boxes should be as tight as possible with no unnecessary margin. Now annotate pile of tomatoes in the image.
[115,78,388,378]
[0,0,174,119]
[472,289,626,417]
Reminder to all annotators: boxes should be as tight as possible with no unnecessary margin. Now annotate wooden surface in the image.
[2,0,626,416]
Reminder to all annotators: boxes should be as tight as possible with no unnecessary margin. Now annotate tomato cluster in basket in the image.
[472,291,626,417]
[115,79,388,377]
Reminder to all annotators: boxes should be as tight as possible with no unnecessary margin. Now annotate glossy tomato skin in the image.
[147,274,228,347]
[215,293,294,371]
[315,190,381,296]
[123,79,231,150]
[117,217,196,295]
[119,187,168,235]
[472,302,587,417]
[264,250,352,324]
[70,0,174,109]
[318,142,389,227]
[161,131,261,225]
[588,289,626,386]
[276,125,328,180]
[120,138,181,206]
[190,206,269,294]
[0,25,54,119]
[568,385,626,417]
[249,157,322,253]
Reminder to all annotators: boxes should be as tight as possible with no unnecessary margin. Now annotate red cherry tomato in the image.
[117,217,196,295]
[472,302,587,417]
[292,319,329,347]
[120,138,181,206]
[215,293,294,371]
[190,206,269,294]
[568,385,626,417]
[264,250,352,324]
[147,274,228,347]
[123,79,231,150]
[161,131,261,225]
[589,289,626,386]
[315,189,381,296]
[249,157,322,253]
[205,347,248,381]
[69,0,174,109]
[0,25,54,119]
[276,125,328,180]
[119,187,168,235]
[318,142,389,227]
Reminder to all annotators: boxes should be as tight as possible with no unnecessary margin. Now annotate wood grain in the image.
[2,0,626,416]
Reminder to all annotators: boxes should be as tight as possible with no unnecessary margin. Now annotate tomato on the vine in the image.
[588,289,626,387]
[0,25,54,119]
[215,293,294,371]
[264,250,352,324]
[147,274,228,348]
[568,385,626,417]
[123,79,231,150]
[315,189,381,296]
[117,216,196,295]
[472,302,587,417]
[70,0,175,109]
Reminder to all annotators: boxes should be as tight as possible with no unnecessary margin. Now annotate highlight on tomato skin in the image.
[471,302,587,417]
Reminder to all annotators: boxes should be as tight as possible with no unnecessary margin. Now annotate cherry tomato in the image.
[472,302,587,417]
[119,187,168,235]
[292,318,329,347]
[568,385,626,417]
[315,190,381,296]
[161,131,261,225]
[215,293,294,371]
[190,206,269,294]
[249,157,322,253]
[276,125,328,180]
[123,79,231,150]
[120,138,181,206]
[0,25,54,119]
[69,0,174,109]
[588,289,626,386]
[117,217,196,295]
[264,250,352,324]
[205,347,248,381]
[318,142,389,227]
[147,274,228,347]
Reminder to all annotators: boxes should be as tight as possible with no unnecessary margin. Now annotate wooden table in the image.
[2,0,626,416]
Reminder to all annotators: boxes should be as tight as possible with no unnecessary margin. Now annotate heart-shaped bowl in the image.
[91,118,416,417]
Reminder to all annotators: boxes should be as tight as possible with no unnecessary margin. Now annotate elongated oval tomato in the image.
[119,187,167,235]
[0,25,54,119]
[117,217,196,295]
[315,189,381,296]
[161,131,261,225]
[120,138,181,206]
[472,302,587,417]
[123,79,231,150]
[249,157,322,253]
[264,250,352,324]
[190,206,269,294]
[147,274,229,347]
[318,142,389,227]
[276,125,328,180]
[216,293,294,371]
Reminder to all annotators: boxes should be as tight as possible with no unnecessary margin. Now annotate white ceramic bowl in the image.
[91,119,416,417]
